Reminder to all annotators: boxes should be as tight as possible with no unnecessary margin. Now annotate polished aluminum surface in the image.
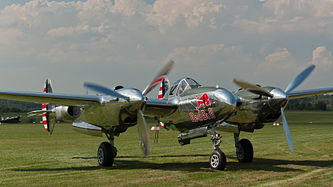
[0,90,102,106]
[84,82,129,100]
[72,120,102,137]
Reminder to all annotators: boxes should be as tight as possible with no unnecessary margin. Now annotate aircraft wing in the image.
[288,87,333,99]
[143,98,178,117]
[0,91,102,106]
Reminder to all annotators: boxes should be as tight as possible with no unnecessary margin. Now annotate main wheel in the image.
[236,139,253,163]
[209,149,226,170]
[97,142,116,167]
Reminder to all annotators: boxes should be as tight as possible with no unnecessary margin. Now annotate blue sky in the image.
[0,0,333,95]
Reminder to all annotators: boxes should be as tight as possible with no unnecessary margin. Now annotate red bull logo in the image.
[189,93,215,123]
[196,93,211,110]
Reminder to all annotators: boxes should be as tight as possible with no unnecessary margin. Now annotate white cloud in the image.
[255,48,301,87]
[234,0,333,35]
[146,0,223,32]
[311,46,333,70]
[0,0,332,92]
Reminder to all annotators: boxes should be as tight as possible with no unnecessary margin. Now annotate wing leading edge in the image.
[0,91,102,106]
[287,87,333,99]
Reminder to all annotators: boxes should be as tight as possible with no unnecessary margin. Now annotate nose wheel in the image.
[209,148,226,170]
[209,127,226,170]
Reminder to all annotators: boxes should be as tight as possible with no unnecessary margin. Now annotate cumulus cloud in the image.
[255,48,301,87]
[0,0,332,92]
[311,46,333,70]
[147,0,223,31]
[257,48,297,72]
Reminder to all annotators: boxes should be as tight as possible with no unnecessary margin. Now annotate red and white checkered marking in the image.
[158,85,163,99]
[151,126,160,131]
[42,85,48,131]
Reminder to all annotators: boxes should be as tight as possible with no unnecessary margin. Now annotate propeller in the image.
[137,110,151,156]
[233,65,316,152]
[142,60,175,96]
[84,60,175,156]
[285,65,315,94]
[84,82,129,101]
[233,79,273,97]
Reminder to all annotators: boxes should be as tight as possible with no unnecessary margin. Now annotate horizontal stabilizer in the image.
[28,109,54,116]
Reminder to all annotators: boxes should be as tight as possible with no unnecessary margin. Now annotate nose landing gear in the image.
[209,127,226,170]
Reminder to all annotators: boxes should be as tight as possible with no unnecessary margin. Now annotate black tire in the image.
[236,139,253,163]
[113,146,118,158]
[97,142,116,167]
[209,149,226,170]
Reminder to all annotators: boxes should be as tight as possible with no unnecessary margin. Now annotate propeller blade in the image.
[233,79,273,97]
[285,65,315,94]
[280,108,294,152]
[84,82,129,100]
[137,110,151,156]
[49,115,56,135]
[142,60,175,96]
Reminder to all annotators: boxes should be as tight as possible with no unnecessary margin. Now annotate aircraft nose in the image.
[214,88,237,115]
[269,88,288,108]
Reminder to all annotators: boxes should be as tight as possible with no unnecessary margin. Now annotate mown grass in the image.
[0,111,333,186]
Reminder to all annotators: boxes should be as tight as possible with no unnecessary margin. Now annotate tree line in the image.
[286,95,333,111]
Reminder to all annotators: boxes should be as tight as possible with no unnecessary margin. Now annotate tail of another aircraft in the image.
[42,79,55,133]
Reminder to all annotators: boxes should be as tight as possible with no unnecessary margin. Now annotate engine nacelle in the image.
[55,106,81,121]
[178,126,208,145]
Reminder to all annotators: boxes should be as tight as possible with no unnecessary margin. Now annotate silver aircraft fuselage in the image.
[145,87,237,132]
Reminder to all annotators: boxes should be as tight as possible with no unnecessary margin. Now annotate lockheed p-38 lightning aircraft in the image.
[0,61,333,170]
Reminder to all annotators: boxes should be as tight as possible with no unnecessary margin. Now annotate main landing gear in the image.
[97,130,118,167]
[209,129,254,170]
[234,133,253,163]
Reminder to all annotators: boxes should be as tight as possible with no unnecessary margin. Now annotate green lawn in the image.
[0,111,333,186]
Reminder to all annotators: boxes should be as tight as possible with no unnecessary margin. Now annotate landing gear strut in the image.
[209,127,226,170]
[98,130,118,167]
[234,133,253,163]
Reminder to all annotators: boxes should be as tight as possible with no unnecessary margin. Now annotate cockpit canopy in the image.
[168,77,201,96]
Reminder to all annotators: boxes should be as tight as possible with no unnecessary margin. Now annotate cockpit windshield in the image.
[168,77,201,96]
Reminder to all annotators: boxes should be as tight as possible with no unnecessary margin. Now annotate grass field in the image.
[0,111,333,186]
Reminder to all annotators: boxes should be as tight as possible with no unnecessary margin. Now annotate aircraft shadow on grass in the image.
[13,154,333,173]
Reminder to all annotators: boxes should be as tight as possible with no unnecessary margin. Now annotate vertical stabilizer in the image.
[42,79,55,133]
[157,79,170,99]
